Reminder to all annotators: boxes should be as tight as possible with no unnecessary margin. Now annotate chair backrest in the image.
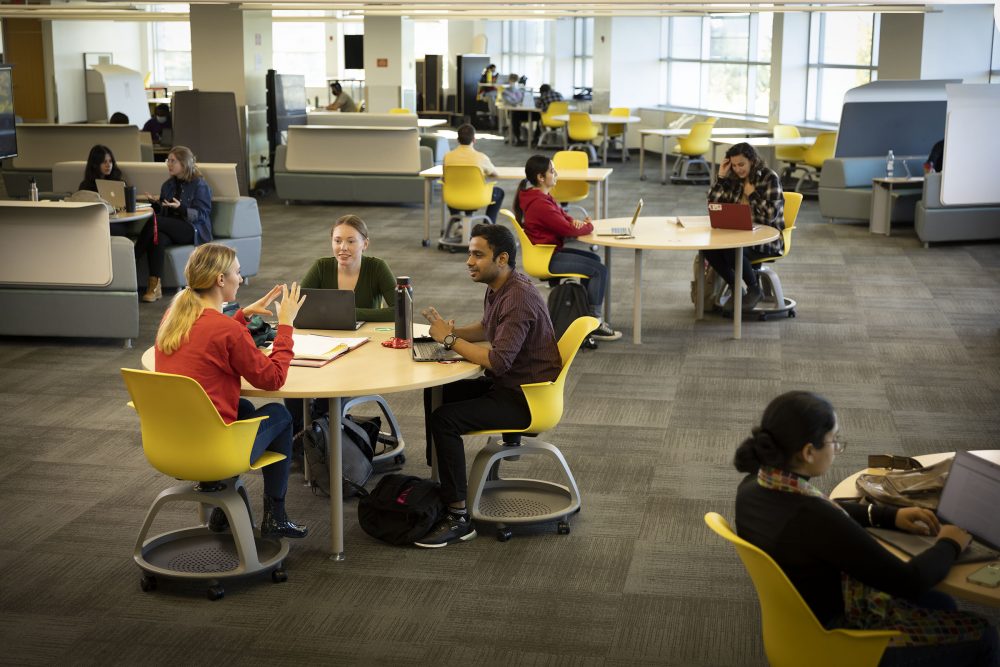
[542,100,570,127]
[549,150,590,203]
[606,107,630,137]
[676,121,714,155]
[780,191,803,257]
[704,116,719,125]
[704,512,897,667]
[501,209,559,280]
[121,368,266,482]
[388,107,411,114]
[520,316,600,433]
[803,132,837,168]
[774,125,807,162]
[567,112,599,141]
[442,164,494,211]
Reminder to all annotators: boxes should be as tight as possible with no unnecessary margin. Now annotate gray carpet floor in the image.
[1,131,998,665]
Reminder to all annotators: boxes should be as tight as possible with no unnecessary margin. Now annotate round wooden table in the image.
[142,322,482,560]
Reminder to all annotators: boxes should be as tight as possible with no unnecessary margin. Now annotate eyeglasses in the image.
[828,437,847,454]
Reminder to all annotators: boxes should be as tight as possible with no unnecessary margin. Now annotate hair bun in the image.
[750,426,783,466]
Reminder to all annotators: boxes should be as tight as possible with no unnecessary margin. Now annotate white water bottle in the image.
[886,150,894,178]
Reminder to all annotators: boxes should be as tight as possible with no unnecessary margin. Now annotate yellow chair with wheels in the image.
[566,112,600,163]
[388,107,411,114]
[537,100,570,148]
[774,125,808,184]
[795,132,838,192]
[121,369,290,601]
[704,513,899,667]
[438,165,496,252]
[670,121,714,183]
[465,316,599,541]
[501,209,588,283]
[602,107,632,162]
[549,150,591,220]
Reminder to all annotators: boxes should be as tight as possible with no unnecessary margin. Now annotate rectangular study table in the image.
[552,113,641,165]
[639,127,771,184]
[580,216,779,343]
[419,164,613,246]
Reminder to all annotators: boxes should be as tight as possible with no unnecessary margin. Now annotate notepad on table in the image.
[281,334,369,367]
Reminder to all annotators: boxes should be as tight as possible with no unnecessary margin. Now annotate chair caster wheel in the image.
[272,569,287,584]
[422,240,430,247]
[448,247,457,254]
[207,585,225,601]
[497,527,513,542]
[789,309,796,318]
[557,521,571,535]
[139,574,157,592]
[394,453,406,465]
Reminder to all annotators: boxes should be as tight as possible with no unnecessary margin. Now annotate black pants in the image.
[510,111,531,144]
[702,247,770,291]
[449,186,505,225]
[423,377,531,504]
[134,215,194,278]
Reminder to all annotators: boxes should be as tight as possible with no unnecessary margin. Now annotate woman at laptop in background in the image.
[705,142,784,313]
[134,146,213,303]
[79,144,124,193]
[514,155,620,342]
[734,391,998,666]
[155,243,309,540]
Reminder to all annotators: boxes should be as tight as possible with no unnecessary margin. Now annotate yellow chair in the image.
[501,209,588,283]
[704,116,719,125]
[537,100,570,148]
[602,107,631,162]
[795,132,838,192]
[774,125,808,184]
[438,165,497,251]
[121,369,290,600]
[670,121,714,183]
[465,315,600,541]
[566,112,600,163]
[748,192,802,319]
[704,513,898,667]
[388,107,411,114]
[549,150,591,220]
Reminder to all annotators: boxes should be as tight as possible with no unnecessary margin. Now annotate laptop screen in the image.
[937,451,1000,550]
[628,198,643,232]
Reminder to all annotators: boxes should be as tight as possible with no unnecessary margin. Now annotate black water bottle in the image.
[125,185,137,212]
[394,276,413,340]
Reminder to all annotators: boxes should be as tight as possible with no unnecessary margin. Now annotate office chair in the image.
[603,107,631,162]
[773,125,809,185]
[438,165,496,252]
[795,132,837,193]
[501,209,588,283]
[704,513,898,667]
[537,100,569,148]
[465,316,599,541]
[670,122,714,183]
[549,150,591,220]
[388,107,412,114]
[566,112,600,163]
[121,369,290,601]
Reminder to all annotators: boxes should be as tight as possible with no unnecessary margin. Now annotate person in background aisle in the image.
[443,124,505,224]
[924,139,944,174]
[325,81,357,113]
[155,243,309,540]
[501,73,530,146]
[142,103,172,144]
[705,142,784,313]
[109,112,130,125]
[734,390,997,667]
[535,83,564,113]
[514,154,620,342]
[79,144,124,193]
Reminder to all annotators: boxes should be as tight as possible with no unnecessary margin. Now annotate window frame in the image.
[573,17,594,92]
[805,12,880,124]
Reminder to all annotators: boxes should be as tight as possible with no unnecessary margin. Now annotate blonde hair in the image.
[156,244,236,354]
[168,145,202,182]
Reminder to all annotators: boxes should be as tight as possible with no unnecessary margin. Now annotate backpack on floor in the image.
[547,281,597,348]
[302,414,380,498]
[357,474,447,546]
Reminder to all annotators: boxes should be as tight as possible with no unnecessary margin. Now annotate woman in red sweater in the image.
[513,155,620,341]
[155,243,309,539]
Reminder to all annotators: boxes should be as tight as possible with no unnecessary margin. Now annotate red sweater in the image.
[518,188,593,251]
[155,309,294,424]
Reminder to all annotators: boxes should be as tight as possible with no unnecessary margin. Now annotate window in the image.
[659,14,772,117]
[499,21,549,88]
[806,12,879,124]
[150,4,191,88]
[272,14,326,87]
[992,23,1000,83]
[413,20,449,89]
[573,18,594,92]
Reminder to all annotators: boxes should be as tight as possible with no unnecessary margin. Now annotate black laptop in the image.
[295,289,364,330]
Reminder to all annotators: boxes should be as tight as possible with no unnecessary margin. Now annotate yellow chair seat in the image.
[441,165,495,212]
[673,121,713,157]
[802,132,837,169]
[549,151,590,206]
[501,209,588,282]
[541,100,569,129]
[773,124,808,163]
[567,112,599,142]
[752,192,802,265]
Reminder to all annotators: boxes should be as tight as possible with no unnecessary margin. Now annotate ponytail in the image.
[514,154,553,222]
[512,178,530,222]
[155,243,237,355]
[733,391,836,474]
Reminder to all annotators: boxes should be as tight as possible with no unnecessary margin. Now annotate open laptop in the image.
[96,180,126,212]
[867,451,1000,564]
[411,314,463,362]
[294,288,364,330]
[598,198,643,237]
[708,202,753,231]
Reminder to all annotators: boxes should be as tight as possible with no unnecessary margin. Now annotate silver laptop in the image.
[96,180,126,212]
[867,451,1000,563]
[295,289,364,330]
[411,310,463,363]
[598,199,642,237]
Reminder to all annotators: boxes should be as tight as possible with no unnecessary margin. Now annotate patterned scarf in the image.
[757,466,988,647]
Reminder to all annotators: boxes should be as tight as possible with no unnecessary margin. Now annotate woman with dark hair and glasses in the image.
[706,142,785,312]
[734,391,997,666]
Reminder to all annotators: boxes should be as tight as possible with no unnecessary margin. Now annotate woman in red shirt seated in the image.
[155,243,309,539]
[513,154,620,341]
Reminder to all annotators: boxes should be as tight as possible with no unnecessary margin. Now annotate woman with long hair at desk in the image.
[79,144,124,193]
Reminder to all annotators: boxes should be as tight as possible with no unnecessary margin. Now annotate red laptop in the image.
[707,202,753,231]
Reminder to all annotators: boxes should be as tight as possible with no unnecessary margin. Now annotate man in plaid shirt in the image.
[534,84,564,113]
[705,142,785,312]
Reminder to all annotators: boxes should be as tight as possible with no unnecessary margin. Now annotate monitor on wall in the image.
[344,35,364,70]
[0,65,17,160]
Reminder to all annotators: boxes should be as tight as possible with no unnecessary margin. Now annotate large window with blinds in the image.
[150,4,192,88]
[499,21,549,86]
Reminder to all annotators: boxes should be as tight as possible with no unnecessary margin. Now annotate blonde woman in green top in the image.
[300,214,397,322]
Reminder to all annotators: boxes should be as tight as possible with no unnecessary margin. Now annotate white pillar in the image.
[363,15,415,112]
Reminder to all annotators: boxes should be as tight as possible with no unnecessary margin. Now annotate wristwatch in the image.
[442,333,458,350]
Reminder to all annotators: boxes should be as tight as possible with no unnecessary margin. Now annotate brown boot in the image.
[142,276,162,302]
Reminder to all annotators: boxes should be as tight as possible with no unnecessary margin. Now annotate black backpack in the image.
[547,281,596,348]
[302,414,380,498]
[357,474,447,546]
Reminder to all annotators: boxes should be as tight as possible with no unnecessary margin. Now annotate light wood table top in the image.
[552,113,640,124]
[831,450,1000,608]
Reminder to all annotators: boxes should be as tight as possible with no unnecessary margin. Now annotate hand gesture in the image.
[275,282,306,327]
[719,157,731,179]
[243,284,283,318]
[164,197,181,209]
[428,317,455,343]
[421,306,443,324]
[742,180,755,198]
[894,507,940,536]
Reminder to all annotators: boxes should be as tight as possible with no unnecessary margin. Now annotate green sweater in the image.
[301,255,396,322]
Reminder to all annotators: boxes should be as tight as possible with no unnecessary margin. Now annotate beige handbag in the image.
[855,459,952,509]
[64,189,115,215]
